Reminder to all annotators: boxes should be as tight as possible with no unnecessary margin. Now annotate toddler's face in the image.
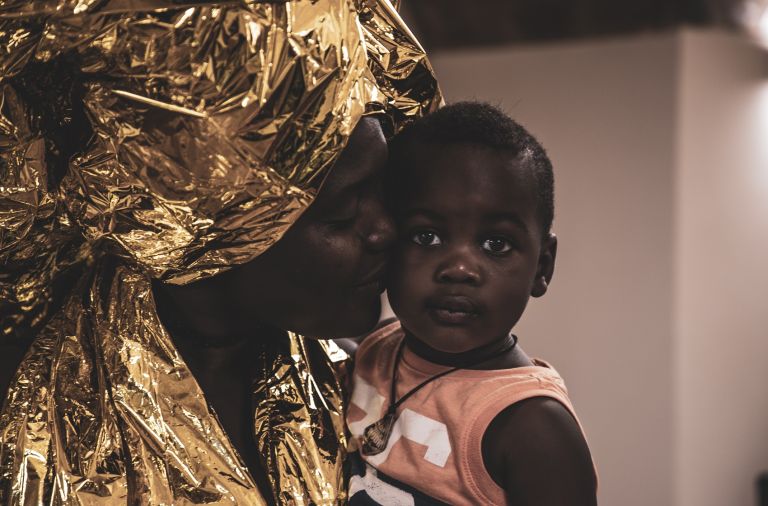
[387,142,556,353]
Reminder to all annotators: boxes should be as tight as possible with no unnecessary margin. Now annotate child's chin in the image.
[416,329,479,354]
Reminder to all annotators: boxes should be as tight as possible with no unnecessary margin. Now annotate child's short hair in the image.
[389,101,554,234]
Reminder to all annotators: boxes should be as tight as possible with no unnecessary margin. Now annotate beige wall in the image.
[422,29,768,505]
[675,30,768,506]
[429,34,679,506]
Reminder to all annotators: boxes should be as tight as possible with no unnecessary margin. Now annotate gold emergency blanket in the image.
[2,260,351,505]
[0,0,441,503]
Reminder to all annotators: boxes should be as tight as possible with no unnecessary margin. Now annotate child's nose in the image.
[435,251,482,285]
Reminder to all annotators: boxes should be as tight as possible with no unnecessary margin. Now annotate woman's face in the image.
[222,117,395,338]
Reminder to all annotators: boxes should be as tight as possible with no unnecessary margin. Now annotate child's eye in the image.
[411,230,442,246]
[482,237,512,254]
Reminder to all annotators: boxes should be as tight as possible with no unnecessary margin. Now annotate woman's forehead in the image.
[316,118,387,198]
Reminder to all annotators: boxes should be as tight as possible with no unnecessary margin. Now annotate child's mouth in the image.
[426,295,480,325]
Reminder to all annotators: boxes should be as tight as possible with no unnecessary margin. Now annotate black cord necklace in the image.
[360,332,519,456]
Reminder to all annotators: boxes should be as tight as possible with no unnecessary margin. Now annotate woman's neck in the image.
[151,279,289,382]
[152,278,272,347]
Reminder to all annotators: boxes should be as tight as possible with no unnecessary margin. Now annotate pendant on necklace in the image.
[361,410,397,456]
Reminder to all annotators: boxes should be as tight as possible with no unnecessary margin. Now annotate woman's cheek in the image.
[312,230,361,285]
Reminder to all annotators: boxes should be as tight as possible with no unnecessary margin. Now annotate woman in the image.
[0,0,441,503]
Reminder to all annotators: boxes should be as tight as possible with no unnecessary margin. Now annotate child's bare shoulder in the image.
[333,317,399,356]
[482,396,597,506]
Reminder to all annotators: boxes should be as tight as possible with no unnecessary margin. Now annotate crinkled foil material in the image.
[253,329,350,506]
[1,261,354,504]
[0,82,91,341]
[0,0,441,504]
[2,262,265,504]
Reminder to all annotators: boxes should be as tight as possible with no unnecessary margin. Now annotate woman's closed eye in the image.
[325,213,357,228]
[324,197,360,228]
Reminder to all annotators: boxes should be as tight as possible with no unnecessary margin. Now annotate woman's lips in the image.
[425,295,480,325]
[354,262,387,291]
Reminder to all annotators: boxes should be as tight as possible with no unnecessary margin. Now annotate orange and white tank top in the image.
[347,321,586,505]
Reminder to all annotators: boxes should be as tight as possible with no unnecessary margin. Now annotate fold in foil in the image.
[0,0,441,504]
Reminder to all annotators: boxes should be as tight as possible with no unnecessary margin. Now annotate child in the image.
[346,102,597,505]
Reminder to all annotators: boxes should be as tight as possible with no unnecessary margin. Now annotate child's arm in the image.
[482,397,597,506]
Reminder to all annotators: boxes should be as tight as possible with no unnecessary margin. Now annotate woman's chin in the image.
[305,304,381,340]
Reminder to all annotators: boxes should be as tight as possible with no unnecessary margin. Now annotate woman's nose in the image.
[435,251,482,285]
[362,198,396,253]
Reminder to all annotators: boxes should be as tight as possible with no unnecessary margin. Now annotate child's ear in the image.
[531,232,557,298]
